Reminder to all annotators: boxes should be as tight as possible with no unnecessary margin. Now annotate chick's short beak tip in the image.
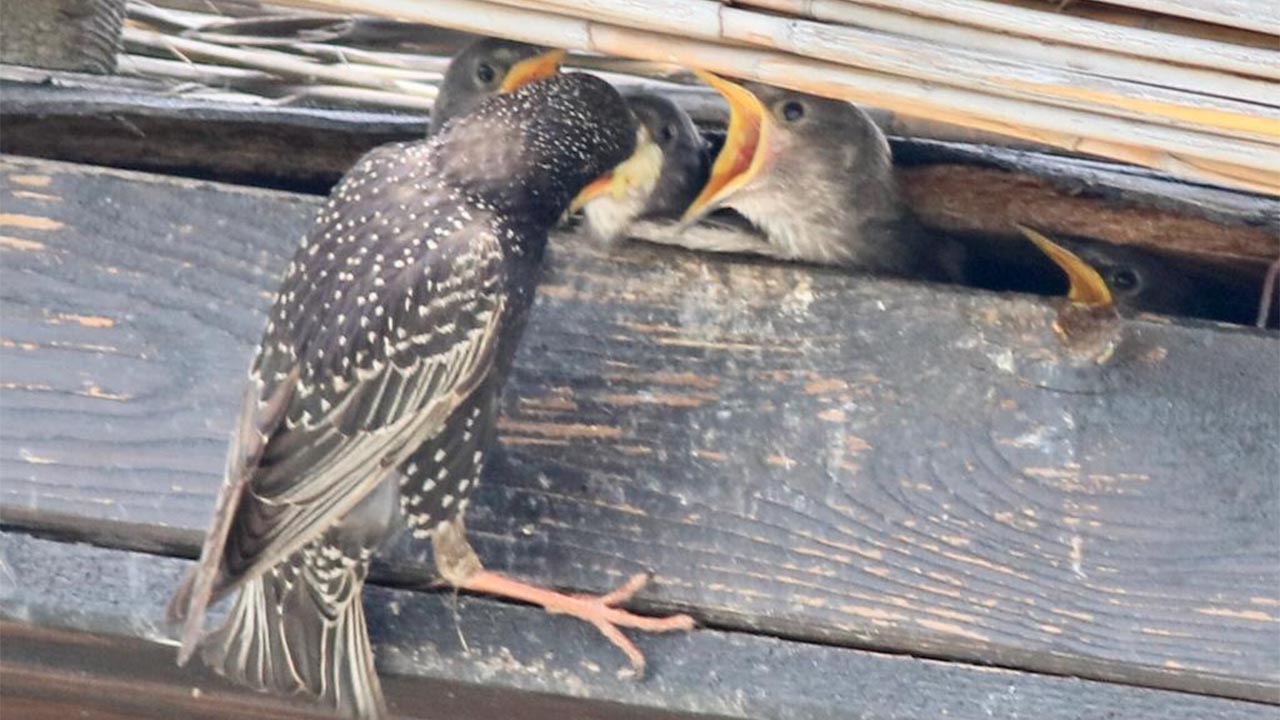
[500,48,568,93]
[1017,225,1114,308]
[682,70,770,224]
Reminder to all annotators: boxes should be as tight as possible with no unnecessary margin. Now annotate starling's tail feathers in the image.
[202,552,387,720]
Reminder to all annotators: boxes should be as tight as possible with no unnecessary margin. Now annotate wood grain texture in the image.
[4,74,1278,259]
[3,531,1274,720]
[894,139,1280,261]
[0,156,1277,702]
[0,0,125,73]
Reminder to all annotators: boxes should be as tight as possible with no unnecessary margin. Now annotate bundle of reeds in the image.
[123,0,1279,196]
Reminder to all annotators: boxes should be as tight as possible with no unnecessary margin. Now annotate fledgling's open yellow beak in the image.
[499,48,568,93]
[1018,225,1114,308]
[570,126,663,214]
[681,70,773,224]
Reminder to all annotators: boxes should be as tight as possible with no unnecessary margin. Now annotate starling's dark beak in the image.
[681,70,773,225]
[499,48,567,93]
[569,126,663,214]
[1018,225,1113,308]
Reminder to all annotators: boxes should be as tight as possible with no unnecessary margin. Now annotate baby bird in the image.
[678,72,962,280]
[429,37,565,135]
[578,92,712,241]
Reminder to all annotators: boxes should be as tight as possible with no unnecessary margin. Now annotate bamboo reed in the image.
[271,0,1280,194]
[123,26,438,98]
[1081,0,1280,36]
[738,0,1278,105]
[499,0,1280,143]
[809,0,1279,80]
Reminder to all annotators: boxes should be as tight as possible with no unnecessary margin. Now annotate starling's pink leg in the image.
[458,570,695,675]
[432,515,692,675]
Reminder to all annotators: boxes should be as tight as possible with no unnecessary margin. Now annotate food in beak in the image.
[570,127,663,213]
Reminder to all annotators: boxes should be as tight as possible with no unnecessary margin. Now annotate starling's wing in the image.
[238,224,506,571]
[175,143,508,660]
[170,362,298,662]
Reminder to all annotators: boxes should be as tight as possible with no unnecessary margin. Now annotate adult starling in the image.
[577,92,711,242]
[428,37,565,135]
[169,72,687,720]
[678,72,963,279]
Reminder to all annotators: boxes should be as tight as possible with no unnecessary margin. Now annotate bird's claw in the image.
[548,573,695,677]
[460,570,694,678]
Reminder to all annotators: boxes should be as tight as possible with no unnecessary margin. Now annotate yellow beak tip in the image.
[1017,225,1114,308]
[499,48,567,93]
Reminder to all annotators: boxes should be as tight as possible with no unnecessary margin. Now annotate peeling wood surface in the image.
[0,71,425,194]
[0,157,1278,704]
[3,532,1274,720]
[0,0,125,74]
[895,140,1280,261]
[4,73,1278,262]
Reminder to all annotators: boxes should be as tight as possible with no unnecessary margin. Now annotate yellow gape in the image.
[681,70,773,225]
[570,126,663,213]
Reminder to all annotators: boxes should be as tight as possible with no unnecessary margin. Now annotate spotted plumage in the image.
[169,72,639,719]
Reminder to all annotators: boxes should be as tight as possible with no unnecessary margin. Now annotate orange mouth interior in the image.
[682,70,769,224]
[499,48,567,93]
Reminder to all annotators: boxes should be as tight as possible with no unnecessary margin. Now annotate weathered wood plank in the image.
[0,156,1277,702]
[3,531,1274,720]
[4,71,1278,261]
[894,139,1280,260]
[0,0,125,74]
[0,70,426,194]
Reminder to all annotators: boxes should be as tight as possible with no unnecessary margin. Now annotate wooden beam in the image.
[3,73,1277,264]
[0,69,426,194]
[3,531,1274,720]
[0,156,1277,702]
[893,140,1280,261]
[0,0,125,73]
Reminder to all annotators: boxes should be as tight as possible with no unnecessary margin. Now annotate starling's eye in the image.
[476,62,497,85]
[781,100,806,123]
[1110,268,1140,292]
[659,123,677,145]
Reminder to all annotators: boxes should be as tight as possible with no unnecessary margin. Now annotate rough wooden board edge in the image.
[2,530,1274,720]
[2,152,1280,702]
[5,70,1278,218]
[0,0,125,74]
[5,72,1276,265]
[1,153,1277,702]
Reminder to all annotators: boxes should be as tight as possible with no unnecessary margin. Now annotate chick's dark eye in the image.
[782,100,805,122]
[1110,268,1140,292]
[659,123,677,145]
[476,62,497,85]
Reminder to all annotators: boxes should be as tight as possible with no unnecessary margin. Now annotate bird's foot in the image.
[459,570,694,677]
